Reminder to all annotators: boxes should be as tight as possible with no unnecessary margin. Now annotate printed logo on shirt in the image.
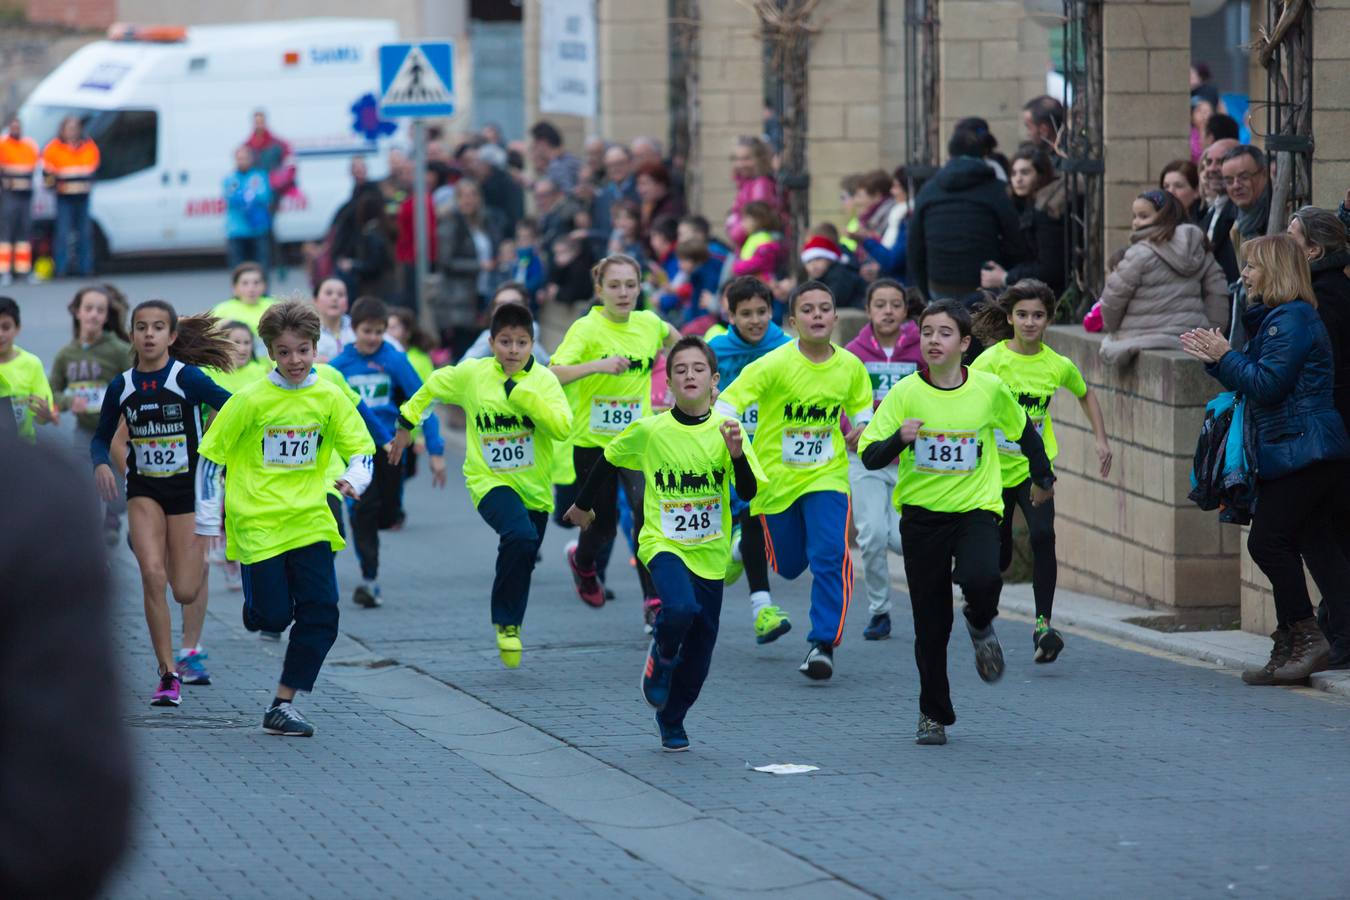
[1014,391,1052,417]
[163,403,183,420]
[781,401,843,427]
[653,466,726,495]
[622,355,656,374]
[474,411,531,435]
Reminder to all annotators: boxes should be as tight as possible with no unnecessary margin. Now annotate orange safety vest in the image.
[0,135,39,193]
[41,138,100,195]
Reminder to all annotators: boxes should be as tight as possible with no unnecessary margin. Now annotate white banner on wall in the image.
[539,0,597,118]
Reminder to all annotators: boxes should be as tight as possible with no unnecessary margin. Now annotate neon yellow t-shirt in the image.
[204,358,269,394]
[210,296,276,336]
[401,356,572,512]
[605,410,767,581]
[314,362,370,498]
[970,340,1087,486]
[0,348,54,442]
[859,368,1029,516]
[717,341,873,515]
[197,375,375,564]
[550,307,671,448]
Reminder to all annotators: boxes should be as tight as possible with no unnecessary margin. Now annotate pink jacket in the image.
[731,235,785,280]
[843,321,923,441]
[725,175,780,249]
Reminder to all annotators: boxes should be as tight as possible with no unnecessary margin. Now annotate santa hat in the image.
[800,235,841,265]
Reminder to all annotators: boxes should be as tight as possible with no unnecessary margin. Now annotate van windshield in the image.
[20,105,158,181]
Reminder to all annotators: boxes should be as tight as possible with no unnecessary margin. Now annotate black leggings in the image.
[739,510,770,593]
[572,445,658,599]
[998,479,1057,620]
[1248,461,1350,630]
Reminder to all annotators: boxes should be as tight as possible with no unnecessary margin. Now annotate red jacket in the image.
[396,194,438,265]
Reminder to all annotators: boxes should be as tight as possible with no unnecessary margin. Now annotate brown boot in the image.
[1271,617,1331,684]
[1242,627,1294,685]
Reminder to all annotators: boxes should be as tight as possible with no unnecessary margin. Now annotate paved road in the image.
[11,271,1350,898]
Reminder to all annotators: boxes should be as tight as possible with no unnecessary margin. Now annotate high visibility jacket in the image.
[0,135,39,193]
[41,138,100,195]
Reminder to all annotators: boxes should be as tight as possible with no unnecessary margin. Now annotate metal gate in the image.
[1259,0,1313,230]
[1060,0,1105,313]
[902,0,940,194]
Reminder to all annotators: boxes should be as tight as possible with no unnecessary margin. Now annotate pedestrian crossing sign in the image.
[379,42,455,117]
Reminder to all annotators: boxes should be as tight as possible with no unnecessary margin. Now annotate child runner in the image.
[196,301,376,736]
[385,304,437,522]
[716,280,874,679]
[211,262,275,351]
[970,279,1112,662]
[390,303,571,668]
[48,285,133,542]
[859,299,1055,745]
[331,296,446,607]
[706,276,792,642]
[550,254,681,618]
[313,276,354,362]
[463,282,551,364]
[844,279,922,640]
[0,296,58,443]
[565,336,764,750]
[91,300,234,706]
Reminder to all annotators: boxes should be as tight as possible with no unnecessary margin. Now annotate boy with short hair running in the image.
[0,296,58,442]
[196,301,376,736]
[92,301,234,705]
[550,254,682,617]
[211,261,275,349]
[389,303,572,668]
[566,336,765,750]
[844,279,922,641]
[706,276,792,643]
[859,299,1055,745]
[716,280,874,680]
[971,279,1112,662]
[330,295,446,608]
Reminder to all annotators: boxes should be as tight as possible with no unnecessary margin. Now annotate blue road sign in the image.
[379,42,455,118]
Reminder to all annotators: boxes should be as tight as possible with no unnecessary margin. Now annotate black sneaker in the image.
[263,702,315,737]
[863,613,892,640]
[656,713,690,752]
[966,618,1005,683]
[915,714,947,745]
[799,642,834,680]
[352,584,382,608]
[1033,616,1065,663]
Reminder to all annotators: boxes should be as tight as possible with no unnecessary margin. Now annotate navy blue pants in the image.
[648,552,724,729]
[762,490,853,645]
[476,486,549,627]
[241,541,340,693]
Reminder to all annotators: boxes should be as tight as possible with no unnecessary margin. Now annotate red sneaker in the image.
[566,544,605,608]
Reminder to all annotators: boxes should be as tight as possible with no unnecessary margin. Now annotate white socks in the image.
[750,591,772,616]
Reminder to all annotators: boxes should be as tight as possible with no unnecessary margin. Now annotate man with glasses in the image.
[1198,138,1240,284]
[1220,144,1272,259]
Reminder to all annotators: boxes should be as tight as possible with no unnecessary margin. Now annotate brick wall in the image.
[26,0,114,28]
[1312,0,1350,210]
[1101,0,1191,256]
[694,0,762,228]
[1047,326,1240,623]
[597,0,669,147]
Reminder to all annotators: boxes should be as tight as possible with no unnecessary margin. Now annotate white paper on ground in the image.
[747,763,820,775]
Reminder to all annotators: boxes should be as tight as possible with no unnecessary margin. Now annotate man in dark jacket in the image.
[473,143,524,236]
[1199,138,1241,285]
[907,127,1027,299]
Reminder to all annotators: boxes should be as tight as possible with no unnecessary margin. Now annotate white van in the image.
[20,18,405,260]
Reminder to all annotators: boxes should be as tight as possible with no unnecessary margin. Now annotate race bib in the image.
[482,431,535,471]
[68,381,107,409]
[347,373,392,406]
[867,361,917,403]
[660,496,723,544]
[740,403,760,438]
[994,417,1045,455]
[132,435,188,477]
[263,424,320,469]
[914,429,979,475]
[589,396,642,434]
[782,427,834,468]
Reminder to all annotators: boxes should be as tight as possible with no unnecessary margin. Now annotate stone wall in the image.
[1045,326,1240,623]
[1101,0,1191,255]
[597,0,670,147]
[694,0,761,230]
[1312,0,1350,210]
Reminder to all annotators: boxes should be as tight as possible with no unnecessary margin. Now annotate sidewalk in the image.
[887,553,1350,698]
